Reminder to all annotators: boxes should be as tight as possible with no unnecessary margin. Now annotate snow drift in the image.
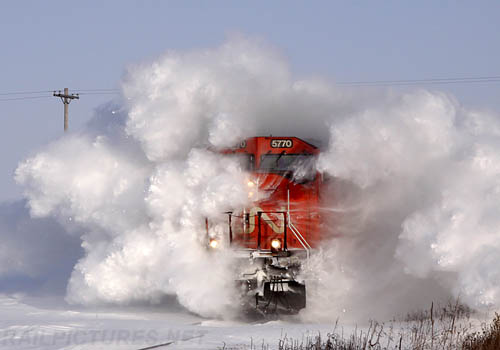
[13,38,500,320]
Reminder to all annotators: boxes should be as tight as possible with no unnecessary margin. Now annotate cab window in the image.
[259,153,316,181]
[230,153,255,171]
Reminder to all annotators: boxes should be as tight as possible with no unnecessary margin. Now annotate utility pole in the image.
[53,88,79,132]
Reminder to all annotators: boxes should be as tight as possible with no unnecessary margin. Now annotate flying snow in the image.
[12,38,500,320]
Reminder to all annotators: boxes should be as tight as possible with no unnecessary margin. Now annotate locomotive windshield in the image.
[259,153,316,181]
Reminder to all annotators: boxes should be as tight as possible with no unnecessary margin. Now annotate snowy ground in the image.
[0,294,339,350]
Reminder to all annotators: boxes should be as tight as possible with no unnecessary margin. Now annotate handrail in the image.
[288,220,312,249]
[287,188,311,260]
[288,221,310,260]
[288,221,312,249]
[224,192,312,260]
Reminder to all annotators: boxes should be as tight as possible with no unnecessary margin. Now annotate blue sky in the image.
[1,1,499,200]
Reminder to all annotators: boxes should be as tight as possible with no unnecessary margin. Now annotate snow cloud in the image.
[11,37,500,320]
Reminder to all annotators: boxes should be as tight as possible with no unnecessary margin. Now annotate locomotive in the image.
[206,136,323,313]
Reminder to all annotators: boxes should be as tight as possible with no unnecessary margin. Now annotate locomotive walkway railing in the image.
[215,190,312,261]
[287,189,311,260]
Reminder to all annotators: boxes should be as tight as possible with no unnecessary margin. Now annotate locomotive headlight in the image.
[246,179,258,200]
[271,239,282,250]
[209,239,219,249]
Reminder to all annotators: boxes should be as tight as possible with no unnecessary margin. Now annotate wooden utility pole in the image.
[53,88,79,132]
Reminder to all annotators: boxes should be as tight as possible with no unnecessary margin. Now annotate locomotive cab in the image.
[207,136,323,314]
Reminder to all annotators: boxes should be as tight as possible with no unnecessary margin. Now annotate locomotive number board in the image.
[270,139,293,148]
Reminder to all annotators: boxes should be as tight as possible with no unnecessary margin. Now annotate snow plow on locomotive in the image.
[205,136,323,314]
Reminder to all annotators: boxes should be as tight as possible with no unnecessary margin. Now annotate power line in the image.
[77,92,119,95]
[338,76,500,86]
[0,90,54,96]
[0,88,118,96]
[339,79,500,86]
[0,95,52,101]
[1,75,500,100]
[0,91,119,102]
[73,88,119,92]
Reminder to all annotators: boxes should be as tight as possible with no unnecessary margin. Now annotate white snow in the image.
[0,294,338,350]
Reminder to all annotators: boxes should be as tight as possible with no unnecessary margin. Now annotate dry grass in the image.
[222,302,498,350]
[272,302,495,350]
[462,313,500,350]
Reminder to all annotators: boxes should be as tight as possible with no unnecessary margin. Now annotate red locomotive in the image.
[206,136,323,313]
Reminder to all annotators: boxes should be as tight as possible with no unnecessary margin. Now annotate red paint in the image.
[222,137,323,251]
